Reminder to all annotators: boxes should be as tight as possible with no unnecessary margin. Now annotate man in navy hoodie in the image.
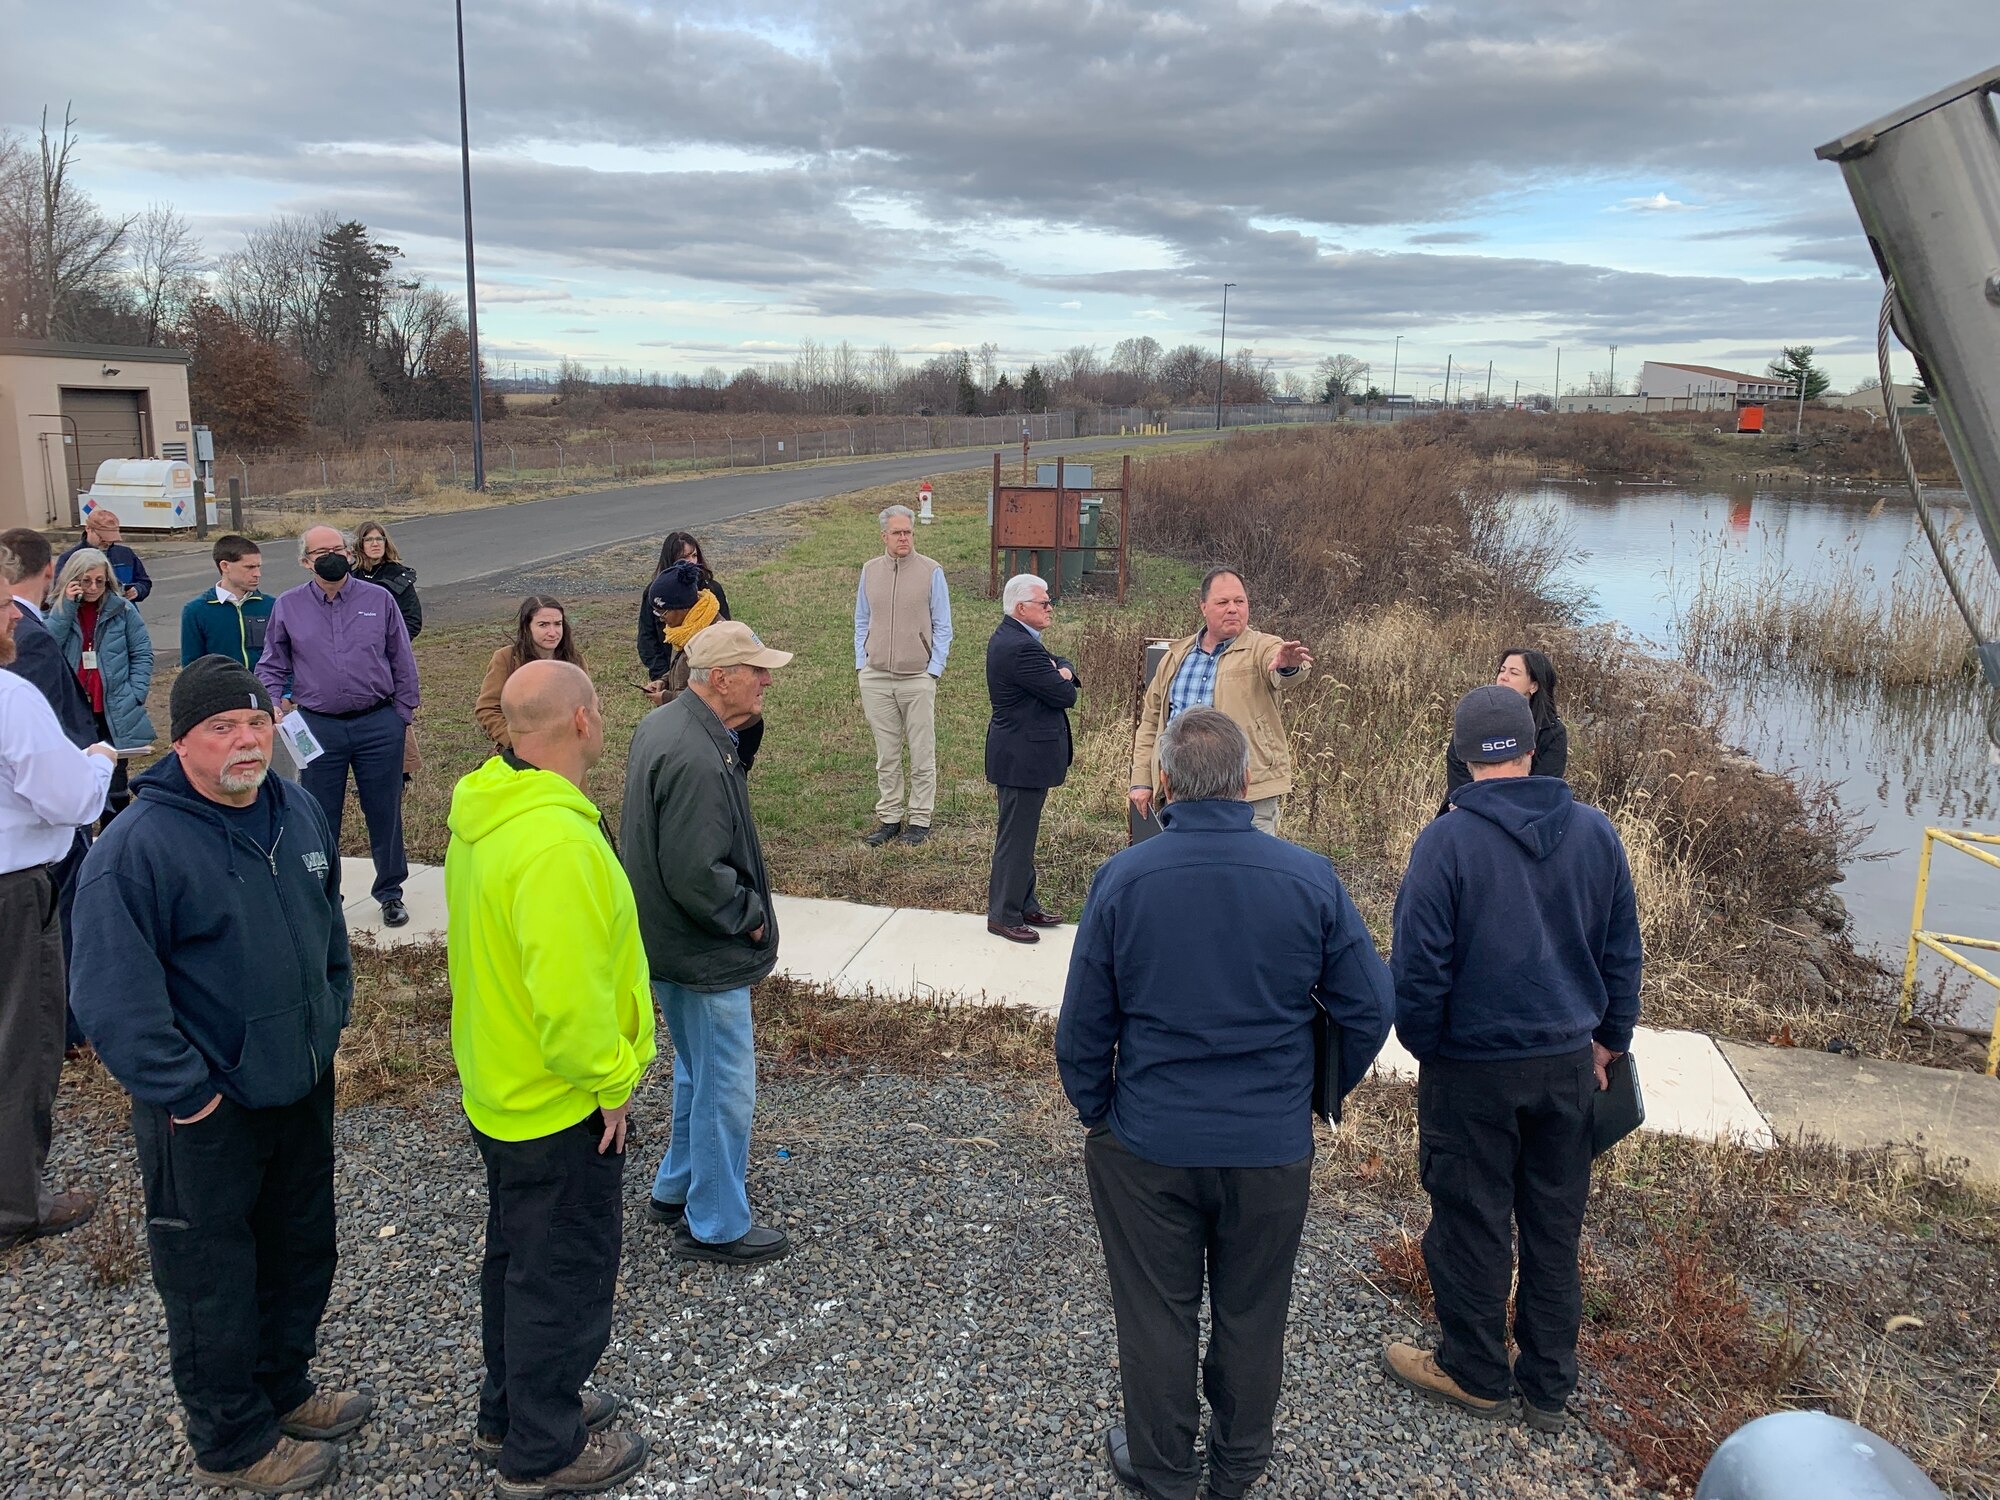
[1385,684,1642,1432]
[70,656,372,1495]
[1058,708,1393,1500]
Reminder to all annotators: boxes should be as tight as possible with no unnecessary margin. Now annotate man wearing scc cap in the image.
[70,655,370,1494]
[1384,683,1641,1434]
[621,620,795,1266]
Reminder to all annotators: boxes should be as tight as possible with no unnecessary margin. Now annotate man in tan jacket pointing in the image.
[1129,568,1312,836]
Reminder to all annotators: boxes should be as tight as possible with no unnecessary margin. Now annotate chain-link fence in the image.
[210,403,1367,518]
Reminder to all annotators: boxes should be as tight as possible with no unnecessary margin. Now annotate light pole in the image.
[1608,343,1618,397]
[1389,334,1402,420]
[455,0,486,490]
[1214,283,1236,430]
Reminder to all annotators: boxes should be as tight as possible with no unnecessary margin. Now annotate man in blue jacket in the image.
[1385,684,1642,1433]
[70,656,372,1495]
[1058,708,1394,1500]
[180,535,274,669]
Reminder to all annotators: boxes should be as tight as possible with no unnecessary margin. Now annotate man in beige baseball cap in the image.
[619,618,795,1264]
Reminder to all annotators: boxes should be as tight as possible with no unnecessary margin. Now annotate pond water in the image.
[1518,481,2000,1029]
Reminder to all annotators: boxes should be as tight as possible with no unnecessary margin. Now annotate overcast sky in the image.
[4,1,1988,394]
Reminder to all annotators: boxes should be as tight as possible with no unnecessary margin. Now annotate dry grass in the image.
[336,937,456,1107]
[1674,533,1994,688]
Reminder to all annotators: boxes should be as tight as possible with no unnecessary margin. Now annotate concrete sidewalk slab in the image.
[831,907,1077,1013]
[769,894,896,988]
[1368,1025,1772,1147]
[1718,1040,2000,1186]
[342,857,448,948]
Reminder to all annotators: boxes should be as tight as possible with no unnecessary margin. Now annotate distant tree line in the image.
[0,104,493,448]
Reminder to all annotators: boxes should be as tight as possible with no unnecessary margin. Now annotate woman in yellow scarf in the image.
[643,561,764,768]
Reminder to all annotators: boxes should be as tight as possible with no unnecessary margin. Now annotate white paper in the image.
[274,712,325,767]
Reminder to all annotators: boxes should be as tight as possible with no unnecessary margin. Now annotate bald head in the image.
[503,660,594,738]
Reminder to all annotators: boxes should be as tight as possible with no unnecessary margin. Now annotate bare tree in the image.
[214,211,334,352]
[829,338,860,413]
[976,340,1000,392]
[1111,335,1163,384]
[0,106,135,340]
[867,342,904,412]
[129,202,204,344]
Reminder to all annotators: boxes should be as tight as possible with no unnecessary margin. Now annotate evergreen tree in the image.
[1766,345,1830,401]
[1021,364,1049,413]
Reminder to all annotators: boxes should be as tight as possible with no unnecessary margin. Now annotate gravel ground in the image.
[4,1069,1656,1499]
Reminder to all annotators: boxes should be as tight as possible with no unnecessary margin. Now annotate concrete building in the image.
[1552,393,1648,414]
[1822,382,1929,415]
[0,339,194,531]
[1636,360,1792,407]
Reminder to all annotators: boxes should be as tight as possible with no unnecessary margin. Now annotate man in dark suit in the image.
[1,528,96,747]
[983,573,1080,944]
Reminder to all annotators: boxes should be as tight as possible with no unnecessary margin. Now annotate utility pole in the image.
[1513,379,1519,409]
[1389,334,1402,420]
[1554,347,1561,405]
[1484,361,1493,407]
[1443,354,1452,410]
[1608,344,1618,396]
[455,0,487,490]
[1214,283,1236,431]
[1794,368,1808,442]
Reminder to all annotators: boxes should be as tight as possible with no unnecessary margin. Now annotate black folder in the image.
[1310,992,1344,1125]
[1590,1052,1645,1156]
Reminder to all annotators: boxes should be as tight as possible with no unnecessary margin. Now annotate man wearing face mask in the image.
[256,526,421,928]
[70,655,368,1494]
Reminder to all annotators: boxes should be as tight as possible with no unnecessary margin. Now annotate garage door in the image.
[60,388,146,500]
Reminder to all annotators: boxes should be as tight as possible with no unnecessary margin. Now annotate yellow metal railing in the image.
[1900,827,2000,1075]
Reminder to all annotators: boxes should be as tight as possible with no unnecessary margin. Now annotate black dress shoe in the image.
[862,822,903,847]
[645,1196,685,1227]
[380,898,410,927]
[1022,909,1063,927]
[672,1223,791,1265]
[1105,1427,1142,1491]
[899,824,931,846]
[987,921,1039,944]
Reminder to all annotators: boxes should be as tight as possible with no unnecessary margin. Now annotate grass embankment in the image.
[1433,407,1962,486]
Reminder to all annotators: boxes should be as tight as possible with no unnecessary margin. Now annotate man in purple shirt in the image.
[256,526,420,926]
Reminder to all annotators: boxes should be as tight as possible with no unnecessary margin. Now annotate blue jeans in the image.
[648,980,755,1244]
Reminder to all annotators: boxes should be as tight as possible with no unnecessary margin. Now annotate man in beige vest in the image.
[1129,568,1312,836]
[854,504,954,846]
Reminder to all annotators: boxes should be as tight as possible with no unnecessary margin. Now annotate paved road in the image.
[136,431,1186,639]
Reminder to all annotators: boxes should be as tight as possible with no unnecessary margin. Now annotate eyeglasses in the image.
[304,546,350,561]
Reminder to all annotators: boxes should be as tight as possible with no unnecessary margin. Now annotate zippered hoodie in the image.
[445,755,657,1141]
[1391,775,1642,1062]
[69,754,352,1118]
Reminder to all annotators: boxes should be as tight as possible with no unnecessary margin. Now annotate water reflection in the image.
[1519,481,2000,1027]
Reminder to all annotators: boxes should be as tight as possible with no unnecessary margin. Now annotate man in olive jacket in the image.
[620,621,793,1267]
[1129,568,1312,835]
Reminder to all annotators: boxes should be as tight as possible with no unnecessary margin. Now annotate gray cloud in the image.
[1,0,1984,355]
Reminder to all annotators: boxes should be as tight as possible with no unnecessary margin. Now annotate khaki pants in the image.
[1249,796,1282,835]
[859,668,938,827]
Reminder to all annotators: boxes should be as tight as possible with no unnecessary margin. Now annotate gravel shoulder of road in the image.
[6,1069,1653,1500]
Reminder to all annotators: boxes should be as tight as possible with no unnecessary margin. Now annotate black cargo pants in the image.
[472,1110,625,1482]
[132,1072,339,1473]
[1416,1048,1595,1411]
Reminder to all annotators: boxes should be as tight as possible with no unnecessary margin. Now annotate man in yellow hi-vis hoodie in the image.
[444,660,656,1500]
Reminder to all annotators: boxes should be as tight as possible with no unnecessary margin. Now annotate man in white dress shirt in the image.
[0,545,117,1252]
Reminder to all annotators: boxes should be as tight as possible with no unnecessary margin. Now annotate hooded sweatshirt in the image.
[69,754,351,1118]
[445,755,657,1141]
[1391,775,1641,1062]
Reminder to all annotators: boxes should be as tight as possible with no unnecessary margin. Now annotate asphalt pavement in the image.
[135,431,1189,639]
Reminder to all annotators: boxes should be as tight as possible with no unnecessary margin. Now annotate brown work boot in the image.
[494,1429,648,1499]
[0,1189,99,1251]
[279,1389,374,1441]
[192,1436,339,1494]
[474,1389,623,1462]
[1381,1341,1513,1420]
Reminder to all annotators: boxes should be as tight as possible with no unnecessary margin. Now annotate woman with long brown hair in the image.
[352,520,423,640]
[476,596,585,750]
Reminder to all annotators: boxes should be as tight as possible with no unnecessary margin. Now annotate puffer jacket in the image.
[45,589,157,746]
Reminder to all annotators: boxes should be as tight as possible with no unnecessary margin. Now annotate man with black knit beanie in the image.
[70,654,373,1494]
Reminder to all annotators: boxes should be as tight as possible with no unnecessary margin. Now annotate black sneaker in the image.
[862,822,903,847]
[671,1223,791,1265]
[645,1196,685,1227]
[899,824,931,846]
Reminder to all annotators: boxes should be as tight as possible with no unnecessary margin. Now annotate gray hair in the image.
[688,665,714,684]
[1157,708,1250,804]
[1001,573,1048,613]
[878,504,916,530]
[53,546,115,601]
[297,526,352,563]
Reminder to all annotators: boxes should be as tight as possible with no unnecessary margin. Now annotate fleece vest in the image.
[860,552,941,676]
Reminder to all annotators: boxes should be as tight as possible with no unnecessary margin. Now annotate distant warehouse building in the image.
[1636,361,1792,408]
[0,339,194,531]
